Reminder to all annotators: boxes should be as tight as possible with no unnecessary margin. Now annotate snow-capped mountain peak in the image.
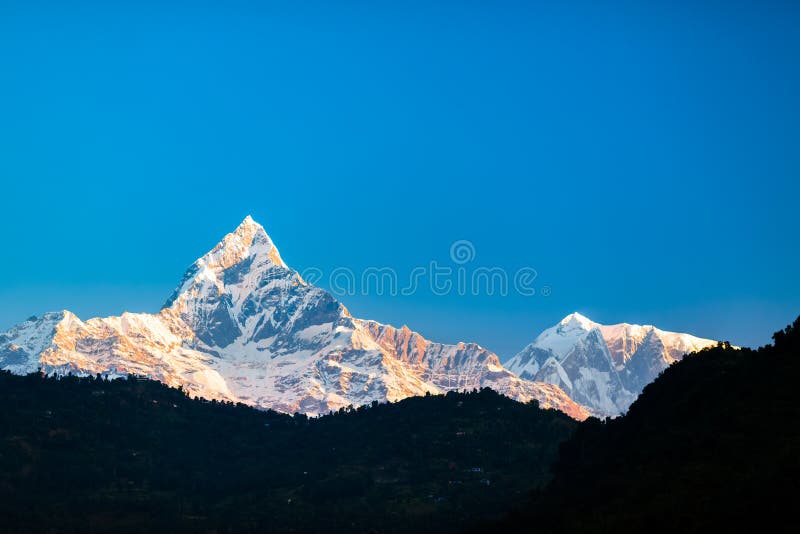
[163,216,297,309]
[201,215,288,272]
[506,314,718,416]
[161,217,327,350]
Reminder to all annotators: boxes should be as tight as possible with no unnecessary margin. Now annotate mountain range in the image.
[0,217,718,418]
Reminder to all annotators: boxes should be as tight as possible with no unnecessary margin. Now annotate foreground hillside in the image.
[0,374,576,533]
[492,316,800,533]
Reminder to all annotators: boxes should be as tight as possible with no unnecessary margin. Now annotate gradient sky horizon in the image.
[1,1,798,355]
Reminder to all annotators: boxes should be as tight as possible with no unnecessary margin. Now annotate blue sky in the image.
[1,1,798,355]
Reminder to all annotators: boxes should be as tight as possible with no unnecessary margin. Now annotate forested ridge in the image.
[0,370,575,533]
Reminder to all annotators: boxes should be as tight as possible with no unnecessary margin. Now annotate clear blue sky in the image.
[1,1,798,355]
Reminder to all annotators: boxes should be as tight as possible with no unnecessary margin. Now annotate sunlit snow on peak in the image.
[558,312,598,331]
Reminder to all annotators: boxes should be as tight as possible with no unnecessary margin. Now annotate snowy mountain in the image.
[0,217,589,420]
[505,312,718,416]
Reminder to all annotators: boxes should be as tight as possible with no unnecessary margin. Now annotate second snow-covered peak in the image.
[557,312,598,331]
[530,312,601,358]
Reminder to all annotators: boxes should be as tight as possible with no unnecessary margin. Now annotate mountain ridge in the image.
[0,217,589,419]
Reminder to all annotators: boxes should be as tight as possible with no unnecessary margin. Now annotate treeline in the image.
[0,370,577,533]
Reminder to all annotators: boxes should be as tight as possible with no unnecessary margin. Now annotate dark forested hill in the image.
[0,372,576,533]
[492,316,800,533]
